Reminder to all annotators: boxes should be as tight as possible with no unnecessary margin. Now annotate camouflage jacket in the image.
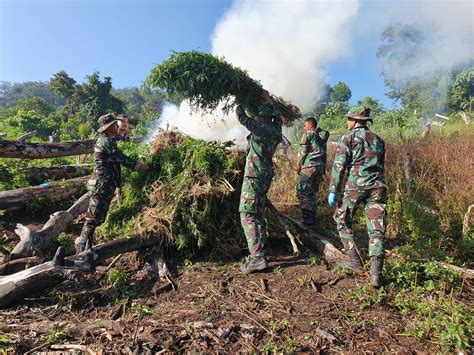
[329,125,386,193]
[236,105,282,179]
[297,128,329,168]
[93,133,139,185]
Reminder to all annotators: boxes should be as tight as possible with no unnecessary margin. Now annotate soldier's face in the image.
[347,119,357,130]
[304,121,314,132]
[107,123,120,136]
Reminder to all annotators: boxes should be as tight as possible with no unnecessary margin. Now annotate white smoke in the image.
[363,0,473,89]
[145,101,248,144]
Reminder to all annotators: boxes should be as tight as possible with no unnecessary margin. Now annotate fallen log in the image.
[0,233,165,307]
[0,139,95,159]
[438,262,474,280]
[22,164,91,184]
[11,193,90,259]
[0,136,144,159]
[0,176,88,213]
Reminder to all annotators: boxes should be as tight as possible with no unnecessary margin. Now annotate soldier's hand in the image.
[260,89,272,102]
[295,165,302,175]
[328,192,336,206]
[136,163,150,171]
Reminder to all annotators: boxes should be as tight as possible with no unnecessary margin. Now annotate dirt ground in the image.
[3,204,467,354]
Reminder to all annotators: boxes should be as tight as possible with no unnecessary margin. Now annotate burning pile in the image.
[97,130,246,257]
[147,51,301,126]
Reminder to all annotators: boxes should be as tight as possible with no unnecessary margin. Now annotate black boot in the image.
[337,249,363,273]
[301,209,316,226]
[240,255,269,274]
[370,256,384,288]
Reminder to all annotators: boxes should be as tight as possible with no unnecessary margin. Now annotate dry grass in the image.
[270,129,474,242]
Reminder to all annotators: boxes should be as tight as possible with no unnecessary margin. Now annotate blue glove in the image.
[328,192,336,206]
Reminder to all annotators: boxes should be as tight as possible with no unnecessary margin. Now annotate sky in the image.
[0,0,456,109]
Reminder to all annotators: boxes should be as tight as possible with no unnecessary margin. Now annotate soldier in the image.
[296,117,329,225]
[75,113,151,254]
[237,89,282,274]
[328,106,387,287]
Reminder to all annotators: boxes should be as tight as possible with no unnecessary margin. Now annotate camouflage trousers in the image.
[296,165,325,212]
[239,176,272,256]
[333,188,387,257]
[76,179,117,249]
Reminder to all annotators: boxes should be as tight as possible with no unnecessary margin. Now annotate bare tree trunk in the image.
[403,152,414,195]
[0,176,89,213]
[0,233,165,307]
[11,193,90,259]
[22,165,91,184]
[459,111,470,124]
[463,204,474,239]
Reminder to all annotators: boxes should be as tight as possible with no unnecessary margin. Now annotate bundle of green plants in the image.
[96,130,246,259]
[147,51,301,126]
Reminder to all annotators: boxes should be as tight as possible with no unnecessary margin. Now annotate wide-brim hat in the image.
[97,113,118,133]
[345,105,372,121]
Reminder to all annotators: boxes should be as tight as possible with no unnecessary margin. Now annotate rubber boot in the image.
[337,249,363,273]
[301,209,316,226]
[240,255,269,274]
[370,256,384,288]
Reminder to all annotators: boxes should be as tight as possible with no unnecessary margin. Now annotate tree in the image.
[448,67,473,112]
[377,24,425,101]
[330,82,351,103]
[357,96,384,116]
[0,81,64,108]
[15,97,54,116]
[50,71,124,137]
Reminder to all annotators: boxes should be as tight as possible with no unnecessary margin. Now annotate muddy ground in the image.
[0,204,471,354]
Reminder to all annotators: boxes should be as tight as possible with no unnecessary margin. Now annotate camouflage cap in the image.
[257,101,279,117]
[97,113,118,133]
[345,105,371,120]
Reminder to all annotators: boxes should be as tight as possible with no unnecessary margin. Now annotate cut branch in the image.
[0,176,88,213]
[267,201,346,261]
[0,233,165,307]
[11,193,90,259]
[0,257,43,275]
[17,131,37,142]
[438,262,474,279]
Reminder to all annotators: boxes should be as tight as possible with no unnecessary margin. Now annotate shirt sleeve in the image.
[115,149,139,170]
[297,132,310,166]
[236,105,267,137]
[329,136,351,193]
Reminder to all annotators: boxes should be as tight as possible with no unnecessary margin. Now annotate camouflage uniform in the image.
[237,103,282,256]
[75,124,140,253]
[329,123,387,257]
[296,128,329,212]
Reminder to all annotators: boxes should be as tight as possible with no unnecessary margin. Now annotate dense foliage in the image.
[147,51,301,125]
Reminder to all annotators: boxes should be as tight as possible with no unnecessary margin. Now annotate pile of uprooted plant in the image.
[147,50,301,126]
[96,130,247,259]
